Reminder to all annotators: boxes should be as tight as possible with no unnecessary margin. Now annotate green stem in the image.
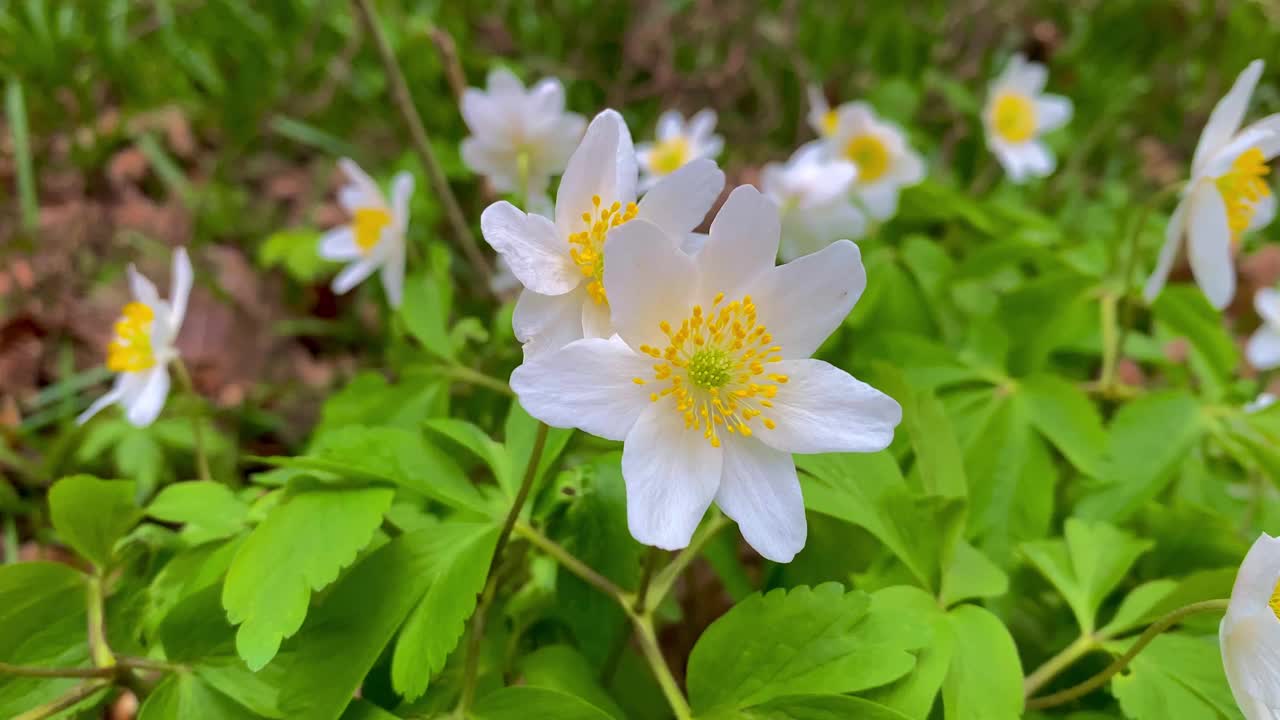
[649,512,730,607]
[2,513,17,564]
[633,547,663,616]
[435,364,515,397]
[86,575,114,669]
[456,423,550,715]
[631,613,693,720]
[1026,599,1229,710]
[1097,291,1120,392]
[1022,633,1098,698]
[350,0,495,291]
[517,150,531,211]
[0,662,114,679]
[13,680,110,720]
[172,359,214,484]
[515,521,627,601]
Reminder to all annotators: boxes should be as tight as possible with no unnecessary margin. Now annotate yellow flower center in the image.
[352,207,392,255]
[1269,576,1280,622]
[569,195,639,306]
[844,134,891,183]
[632,293,785,448]
[649,136,691,176]
[106,302,156,373]
[1216,147,1271,244]
[991,91,1037,144]
[821,109,839,137]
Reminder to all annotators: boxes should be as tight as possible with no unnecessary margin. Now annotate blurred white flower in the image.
[78,248,193,428]
[760,144,864,261]
[806,85,847,139]
[982,53,1073,184]
[319,159,413,308]
[510,186,901,562]
[1146,60,1280,310]
[828,103,926,221]
[461,68,586,200]
[480,110,724,357]
[1248,288,1280,369]
[1246,393,1276,414]
[1221,533,1280,720]
[637,109,723,191]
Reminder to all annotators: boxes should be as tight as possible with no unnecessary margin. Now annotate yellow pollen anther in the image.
[991,91,1037,144]
[568,195,639,306]
[352,207,392,255]
[649,136,691,175]
[821,109,839,137]
[1270,577,1280,622]
[1217,147,1272,245]
[643,293,782,447]
[844,134,891,183]
[106,302,157,373]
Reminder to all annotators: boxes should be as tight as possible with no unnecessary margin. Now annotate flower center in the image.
[991,91,1037,144]
[107,302,156,373]
[633,293,785,448]
[844,134,891,183]
[1216,147,1271,244]
[353,207,392,255]
[1270,576,1280,622]
[649,136,691,176]
[569,195,638,305]
[821,109,839,137]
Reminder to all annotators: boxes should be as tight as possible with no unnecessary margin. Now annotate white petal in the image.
[1257,288,1280,327]
[698,185,781,302]
[687,109,717,141]
[480,201,579,296]
[1247,328,1280,370]
[509,336,653,441]
[753,240,866,358]
[890,147,927,187]
[124,367,171,427]
[1229,534,1280,618]
[391,172,414,232]
[338,158,384,207]
[556,110,631,235]
[755,359,902,455]
[1221,611,1280,719]
[332,256,380,295]
[169,247,193,333]
[656,110,683,140]
[681,232,708,255]
[1202,125,1277,179]
[581,297,611,339]
[461,137,518,192]
[1035,95,1073,133]
[1242,115,1280,161]
[858,184,900,221]
[526,78,566,120]
[513,287,587,358]
[77,385,124,425]
[991,142,1027,184]
[603,219,697,352]
[637,158,724,234]
[319,227,359,261]
[380,244,405,308]
[1193,60,1264,175]
[1250,191,1277,232]
[128,264,161,308]
[697,136,724,161]
[622,402,723,550]
[545,113,587,174]
[1187,181,1236,309]
[1020,141,1057,178]
[1001,54,1047,95]
[715,435,806,563]
[1143,195,1188,304]
[486,66,524,95]
[460,88,502,140]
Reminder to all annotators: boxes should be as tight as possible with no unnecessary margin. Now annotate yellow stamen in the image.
[353,207,392,254]
[106,302,156,373]
[821,109,839,137]
[1270,576,1280,622]
[1216,147,1272,245]
[644,293,782,448]
[844,134,891,183]
[567,194,639,306]
[648,136,691,175]
[991,91,1037,144]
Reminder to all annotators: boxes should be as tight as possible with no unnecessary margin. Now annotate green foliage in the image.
[1110,634,1238,720]
[48,475,139,568]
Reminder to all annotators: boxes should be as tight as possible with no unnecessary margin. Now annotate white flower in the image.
[806,85,846,139]
[1145,60,1280,310]
[461,68,586,200]
[1246,393,1277,414]
[509,185,902,562]
[982,53,1073,184]
[827,103,926,221]
[1221,533,1280,720]
[318,159,413,308]
[78,247,193,428]
[760,144,864,261]
[1249,288,1280,370]
[636,109,724,191]
[481,110,725,358]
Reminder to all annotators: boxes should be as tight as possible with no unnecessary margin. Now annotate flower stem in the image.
[515,521,627,601]
[649,512,730,607]
[13,680,110,720]
[86,574,114,669]
[456,422,550,715]
[1025,599,1229,710]
[633,547,663,616]
[1022,633,1098,698]
[350,0,495,291]
[0,662,115,679]
[434,364,515,397]
[631,612,694,720]
[172,358,213,484]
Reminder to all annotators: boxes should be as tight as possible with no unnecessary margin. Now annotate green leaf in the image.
[861,586,955,720]
[223,485,395,670]
[401,270,456,361]
[686,583,928,715]
[740,695,914,720]
[520,645,627,720]
[139,671,267,720]
[275,528,443,720]
[1019,374,1107,477]
[1076,391,1203,522]
[314,371,449,436]
[1100,568,1236,637]
[340,700,402,720]
[48,475,140,568]
[148,481,249,543]
[942,605,1024,720]
[940,540,1008,607]
[259,228,327,283]
[391,521,501,701]
[0,563,90,716]
[875,368,967,499]
[470,687,615,720]
[1021,518,1153,634]
[424,418,513,488]
[504,402,574,498]
[1152,286,1238,389]
[1111,634,1237,720]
